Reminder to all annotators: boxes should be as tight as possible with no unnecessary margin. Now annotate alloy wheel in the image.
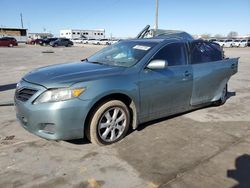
[98,107,127,142]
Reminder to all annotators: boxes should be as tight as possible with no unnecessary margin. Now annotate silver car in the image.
[15,32,238,145]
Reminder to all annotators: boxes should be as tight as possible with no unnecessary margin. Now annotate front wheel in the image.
[86,100,130,145]
[214,84,228,106]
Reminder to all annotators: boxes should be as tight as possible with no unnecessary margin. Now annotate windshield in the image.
[87,41,157,67]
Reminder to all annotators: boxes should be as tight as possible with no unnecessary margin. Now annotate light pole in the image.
[20,13,24,28]
[154,0,159,31]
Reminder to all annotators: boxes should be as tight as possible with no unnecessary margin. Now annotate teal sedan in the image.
[15,33,238,145]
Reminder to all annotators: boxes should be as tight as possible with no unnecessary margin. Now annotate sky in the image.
[0,0,249,38]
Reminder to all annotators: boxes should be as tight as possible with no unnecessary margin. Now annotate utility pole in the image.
[154,0,159,31]
[20,13,24,28]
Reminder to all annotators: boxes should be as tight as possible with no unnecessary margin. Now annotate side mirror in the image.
[147,59,167,69]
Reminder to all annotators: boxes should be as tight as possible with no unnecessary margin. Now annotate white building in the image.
[60,29,105,39]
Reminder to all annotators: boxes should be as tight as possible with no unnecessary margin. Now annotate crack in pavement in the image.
[0,139,41,150]
[159,132,250,187]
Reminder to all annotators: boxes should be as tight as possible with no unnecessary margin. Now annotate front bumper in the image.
[14,80,92,140]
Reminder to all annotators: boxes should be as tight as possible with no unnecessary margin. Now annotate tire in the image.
[8,43,13,47]
[86,100,130,145]
[214,84,228,106]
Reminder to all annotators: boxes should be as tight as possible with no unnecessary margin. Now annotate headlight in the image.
[33,88,85,104]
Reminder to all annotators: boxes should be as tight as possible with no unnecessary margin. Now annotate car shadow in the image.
[66,138,90,145]
[0,83,17,92]
[134,91,236,133]
[227,91,236,99]
[135,109,198,133]
[227,154,250,188]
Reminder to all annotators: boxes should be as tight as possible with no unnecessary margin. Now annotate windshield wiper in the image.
[81,58,88,62]
[89,61,104,65]
[81,58,104,65]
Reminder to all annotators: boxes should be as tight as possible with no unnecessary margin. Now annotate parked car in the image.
[232,39,241,47]
[223,39,234,48]
[215,39,226,47]
[0,37,18,47]
[85,39,97,44]
[239,39,248,47]
[50,38,73,47]
[93,39,110,45]
[40,38,58,46]
[30,39,43,45]
[108,39,119,45]
[70,38,86,44]
[208,39,217,43]
[247,39,250,47]
[15,32,238,145]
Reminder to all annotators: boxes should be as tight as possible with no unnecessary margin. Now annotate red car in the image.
[0,37,18,47]
[26,38,43,45]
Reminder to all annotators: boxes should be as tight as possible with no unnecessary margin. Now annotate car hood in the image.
[23,61,126,88]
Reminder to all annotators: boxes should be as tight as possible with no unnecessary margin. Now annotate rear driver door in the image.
[189,41,237,106]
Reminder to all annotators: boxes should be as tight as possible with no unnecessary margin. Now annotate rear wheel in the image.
[86,100,130,145]
[214,84,228,106]
[8,43,13,47]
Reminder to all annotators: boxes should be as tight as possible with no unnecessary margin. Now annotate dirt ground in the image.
[0,44,249,188]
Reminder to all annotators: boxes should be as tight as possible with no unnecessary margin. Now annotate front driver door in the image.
[139,42,193,122]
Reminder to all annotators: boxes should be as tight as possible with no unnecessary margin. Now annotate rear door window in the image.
[190,41,222,64]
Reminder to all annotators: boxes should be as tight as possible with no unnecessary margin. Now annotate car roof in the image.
[124,37,192,45]
[126,30,194,44]
[152,29,193,40]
